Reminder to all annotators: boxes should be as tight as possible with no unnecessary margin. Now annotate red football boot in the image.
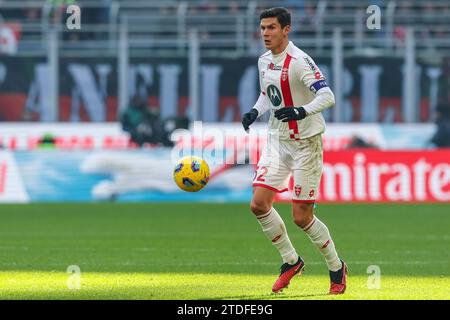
[272,257,305,293]
[329,259,348,295]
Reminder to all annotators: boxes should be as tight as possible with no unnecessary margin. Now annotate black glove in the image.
[274,107,307,122]
[242,108,259,131]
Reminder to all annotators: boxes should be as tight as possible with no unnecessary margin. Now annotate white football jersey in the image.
[258,41,330,141]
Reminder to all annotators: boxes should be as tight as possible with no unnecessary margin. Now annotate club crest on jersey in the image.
[295,185,302,197]
[309,189,315,197]
[281,67,289,81]
[267,85,282,106]
[268,63,282,70]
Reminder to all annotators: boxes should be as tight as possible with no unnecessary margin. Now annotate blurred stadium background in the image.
[0,0,449,300]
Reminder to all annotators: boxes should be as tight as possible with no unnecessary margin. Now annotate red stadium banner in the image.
[278,150,450,203]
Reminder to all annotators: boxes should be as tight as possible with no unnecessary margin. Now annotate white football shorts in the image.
[252,133,323,202]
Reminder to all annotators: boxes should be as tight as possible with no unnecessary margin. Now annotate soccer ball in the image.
[173,156,210,192]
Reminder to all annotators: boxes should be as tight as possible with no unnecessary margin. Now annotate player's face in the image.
[260,17,290,53]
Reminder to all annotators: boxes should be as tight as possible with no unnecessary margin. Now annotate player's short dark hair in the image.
[259,7,291,28]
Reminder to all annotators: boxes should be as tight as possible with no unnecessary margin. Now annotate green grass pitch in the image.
[0,203,448,300]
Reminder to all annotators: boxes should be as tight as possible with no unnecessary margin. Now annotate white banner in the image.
[0,123,129,150]
[0,122,436,150]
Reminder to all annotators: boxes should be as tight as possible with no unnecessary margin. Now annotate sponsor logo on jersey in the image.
[267,85,282,106]
[304,57,316,71]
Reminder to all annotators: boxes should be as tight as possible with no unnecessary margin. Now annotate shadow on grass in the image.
[209,292,330,300]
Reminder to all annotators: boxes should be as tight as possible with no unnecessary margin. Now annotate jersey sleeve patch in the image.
[310,80,328,93]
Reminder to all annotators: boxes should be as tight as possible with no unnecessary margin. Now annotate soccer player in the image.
[241,7,347,294]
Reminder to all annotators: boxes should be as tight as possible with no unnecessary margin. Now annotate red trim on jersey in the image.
[253,183,289,193]
[261,91,266,95]
[280,54,300,141]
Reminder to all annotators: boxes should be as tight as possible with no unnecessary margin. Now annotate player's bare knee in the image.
[292,203,314,228]
[295,217,313,229]
[250,199,271,216]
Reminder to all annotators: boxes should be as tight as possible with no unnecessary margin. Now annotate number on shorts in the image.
[255,166,268,182]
